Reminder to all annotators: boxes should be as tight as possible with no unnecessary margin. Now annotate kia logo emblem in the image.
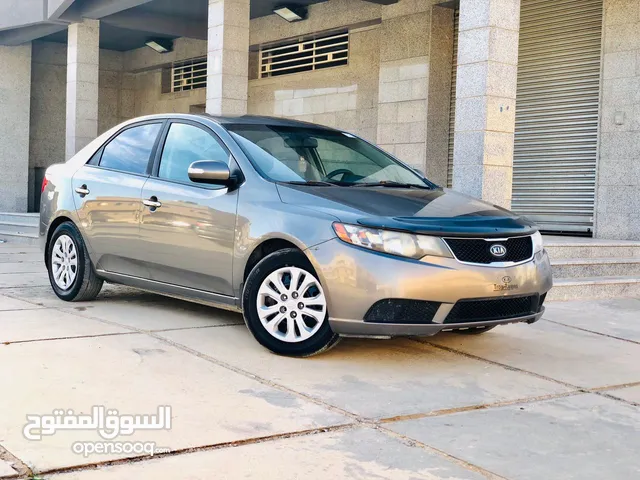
[490,244,507,257]
[502,276,512,284]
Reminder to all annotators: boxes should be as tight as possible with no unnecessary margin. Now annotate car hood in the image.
[276,184,537,237]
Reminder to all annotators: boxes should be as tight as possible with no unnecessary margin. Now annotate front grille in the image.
[444,295,539,324]
[364,299,440,324]
[444,236,533,264]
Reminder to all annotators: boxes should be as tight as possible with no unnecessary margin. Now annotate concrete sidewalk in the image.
[0,243,638,479]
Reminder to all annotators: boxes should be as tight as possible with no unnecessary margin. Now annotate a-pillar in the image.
[452,0,521,208]
[206,0,250,116]
[66,19,100,160]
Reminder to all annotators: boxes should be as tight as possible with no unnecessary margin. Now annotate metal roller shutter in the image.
[513,0,603,234]
[446,9,459,188]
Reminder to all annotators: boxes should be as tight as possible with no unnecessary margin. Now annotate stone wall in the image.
[0,43,31,212]
[594,0,640,239]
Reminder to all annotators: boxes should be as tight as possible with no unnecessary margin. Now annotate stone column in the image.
[452,0,520,208]
[206,0,250,116]
[66,19,100,160]
[0,43,32,212]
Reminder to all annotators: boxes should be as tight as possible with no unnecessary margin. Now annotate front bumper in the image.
[305,238,553,337]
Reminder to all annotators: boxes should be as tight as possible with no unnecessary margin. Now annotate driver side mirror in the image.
[188,160,237,188]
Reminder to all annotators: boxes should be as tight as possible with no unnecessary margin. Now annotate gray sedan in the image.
[40,114,552,356]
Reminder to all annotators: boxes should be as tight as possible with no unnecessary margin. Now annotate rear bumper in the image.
[305,238,553,337]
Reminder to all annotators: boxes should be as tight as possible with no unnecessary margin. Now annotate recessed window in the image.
[259,31,349,78]
[171,57,207,92]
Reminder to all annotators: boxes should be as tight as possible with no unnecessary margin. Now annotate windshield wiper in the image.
[281,180,337,187]
[352,181,431,189]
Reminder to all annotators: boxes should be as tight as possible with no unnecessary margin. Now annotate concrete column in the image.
[66,19,100,160]
[594,0,640,240]
[206,0,250,116]
[452,0,520,208]
[0,43,32,212]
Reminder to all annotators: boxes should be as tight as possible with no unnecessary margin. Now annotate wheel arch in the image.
[44,215,75,265]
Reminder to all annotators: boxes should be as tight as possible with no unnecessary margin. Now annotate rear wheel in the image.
[453,325,497,335]
[242,248,340,357]
[47,222,103,302]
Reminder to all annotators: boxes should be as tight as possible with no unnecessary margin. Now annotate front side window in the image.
[158,123,229,184]
[227,125,430,187]
[99,123,162,175]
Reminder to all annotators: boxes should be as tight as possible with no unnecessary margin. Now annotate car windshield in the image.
[227,124,431,187]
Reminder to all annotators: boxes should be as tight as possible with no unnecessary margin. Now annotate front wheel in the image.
[242,249,340,357]
[46,221,103,302]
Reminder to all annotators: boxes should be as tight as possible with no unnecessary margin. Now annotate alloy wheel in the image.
[51,234,78,290]
[256,266,327,343]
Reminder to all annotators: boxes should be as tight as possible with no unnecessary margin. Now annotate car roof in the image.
[131,113,339,131]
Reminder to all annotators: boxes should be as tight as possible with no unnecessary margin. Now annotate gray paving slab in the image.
[388,394,640,480]
[0,263,45,274]
[159,325,569,420]
[0,308,129,343]
[607,385,640,404]
[0,272,49,288]
[67,293,244,331]
[0,460,17,478]
[426,321,640,388]
[0,284,141,308]
[0,253,42,264]
[0,293,45,311]
[48,427,486,480]
[0,334,347,472]
[543,298,640,342]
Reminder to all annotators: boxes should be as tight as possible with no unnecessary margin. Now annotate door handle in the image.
[143,197,162,209]
[75,185,90,196]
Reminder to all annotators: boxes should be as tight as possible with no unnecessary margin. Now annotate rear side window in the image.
[99,123,162,175]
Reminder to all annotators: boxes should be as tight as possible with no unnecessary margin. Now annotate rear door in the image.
[137,120,239,296]
[72,121,164,276]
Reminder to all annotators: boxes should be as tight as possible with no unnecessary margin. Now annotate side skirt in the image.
[96,269,242,313]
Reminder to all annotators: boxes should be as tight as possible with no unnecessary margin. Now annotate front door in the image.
[72,121,164,276]
[138,121,238,296]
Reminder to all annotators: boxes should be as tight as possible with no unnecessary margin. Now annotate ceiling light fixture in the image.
[145,38,174,54]
[273,5,308,22]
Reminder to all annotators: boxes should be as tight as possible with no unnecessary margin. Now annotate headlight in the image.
[532,231,544,253]
[332,223,452,259]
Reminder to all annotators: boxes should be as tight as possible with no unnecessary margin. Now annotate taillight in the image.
[41,177,48,193]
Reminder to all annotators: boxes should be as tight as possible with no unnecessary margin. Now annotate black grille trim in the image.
[364,299,441,324]
[445,295,540,324]
[444,236,533,265]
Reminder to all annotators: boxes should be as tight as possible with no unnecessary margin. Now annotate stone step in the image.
[0,230,39,246]
[0,221,39,236]
[548,276,640,301]
[545,240,640,260]
[551,257,640,278]
[0,212,39,224]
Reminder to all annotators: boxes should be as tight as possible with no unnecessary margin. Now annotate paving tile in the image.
[159,326,568,420]
[0,334,346,472]
[0,284,141,308]
[0,293,45,312]
[0,262,45,274]
[49,427,485,480]
[607,385,640,404]
[68,293,244,331]
[388,394,640,480]
[0,253,42,264]
[0,272,49,288]
[0,309,128,344]
[426,321,640,388]
[0,460,17,477]
[544,298,640,342]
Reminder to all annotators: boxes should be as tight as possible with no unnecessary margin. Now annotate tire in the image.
[242,248,340,357]
[46,221,103,302]
[453,325,497,335]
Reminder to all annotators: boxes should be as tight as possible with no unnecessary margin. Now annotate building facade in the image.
[0,0,638,239]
